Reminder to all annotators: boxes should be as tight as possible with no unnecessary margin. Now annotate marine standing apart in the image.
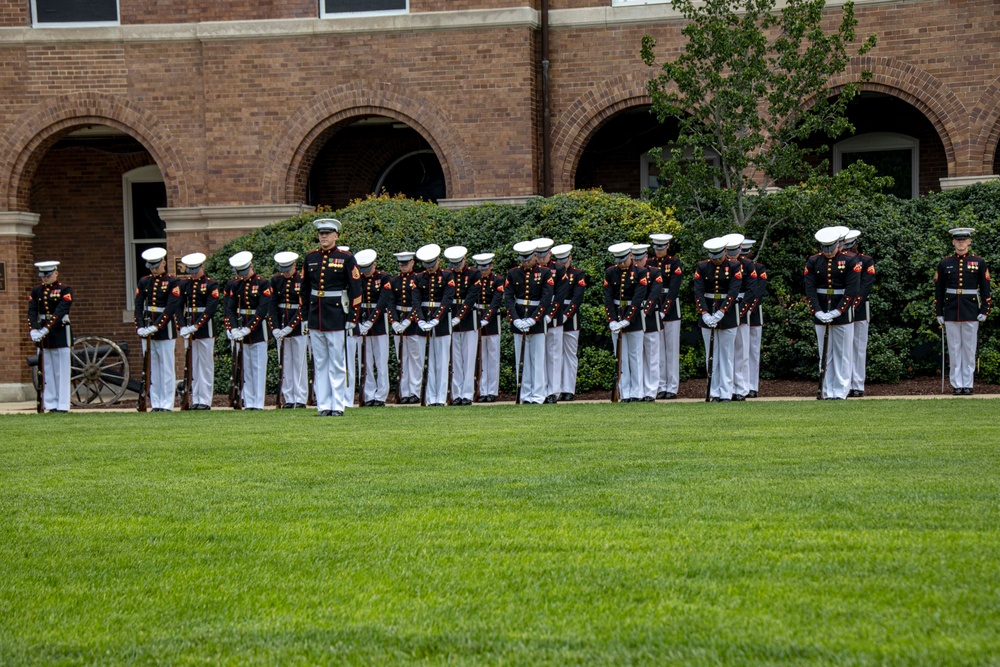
[803,226,861,400]
[445,246,482,406]
[843,230,875,397]
[553,245,585,402]
[134,247,182,411]
[605,242,649,403]
[472,252,504,402]
[354,249,393,407]
[413,244,455,406]
[389,251,422,404]
[270,251,308,408]
[301,218,363,417]
[178,252,219,410]
[935,227,991,395]
[693,237,743,402]
[631,244,663,402]
[28,261,73,413]
[647,233,682,399]
[505,241,554,404]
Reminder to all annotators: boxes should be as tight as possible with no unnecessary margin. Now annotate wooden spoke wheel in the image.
[68,336,131,407]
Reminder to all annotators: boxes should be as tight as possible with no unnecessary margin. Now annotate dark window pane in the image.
[131,182,167,240]
[324,0,405,13]
[35,0,118,23]
[842,149,913,199]
[378,153,445,203]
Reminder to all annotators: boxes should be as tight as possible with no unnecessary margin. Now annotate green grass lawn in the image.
[1,400,999,666]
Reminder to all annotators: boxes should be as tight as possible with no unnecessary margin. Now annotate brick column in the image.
[0,212,40,401]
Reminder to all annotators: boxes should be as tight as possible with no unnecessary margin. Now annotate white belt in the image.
[706,293,726,299]
[820,288,845,295]
[421,301,442,308]
[474,304,485,309]
[397,306,413,312]
[737,292,746,299]
[946,288,979,295]
[360,303,377,308]
[613,299,631,306]
[277,303,299,309]
[188,306,207,313]
[145,306,167,313]
[310,289,343,297]
[516,299,540,306]
[237,308,257,316]
[563,299,572,305]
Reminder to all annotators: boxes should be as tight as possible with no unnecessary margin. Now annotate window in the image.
[123,165,166,315]
[640,145,720,194]
[320,0,407,18]
[834,132,919,199]
[31,0,119,27]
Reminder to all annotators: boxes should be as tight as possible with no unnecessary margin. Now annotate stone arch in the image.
[551,73,653,193]
[262,82,471,204]
[824,56,965,176]
[970,76,1000,173]
[0,92,191,211]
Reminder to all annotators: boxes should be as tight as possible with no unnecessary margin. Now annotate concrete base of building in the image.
[0,383,35,403]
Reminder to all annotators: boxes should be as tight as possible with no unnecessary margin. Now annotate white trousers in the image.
[702,328,736,399]
[658,320,680,394]
[851,320,869,392]
[187,338,215,406]
[480,334,500,397]
[612,330,644,401]
[544,326,564,398]
[361,334,389,403]
[396,335,425,400]
[748,326,762,392]
[642,331,661,399]
[816,324,854,399]
[560,330,580,395]
[144,338,176,411]
[451,330,478,401]
[425,334,451,405]
[734,323,751,396]
[41,346,71,411]
[514,332,546,403]
[280,335,310,405]
[341,333,358,408]
[945,321,979,389]
[241,341,267,410]
[310,329,347,413]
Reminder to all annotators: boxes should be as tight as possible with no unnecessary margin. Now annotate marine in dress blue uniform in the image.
[647,233,682,399]
[505,241,554,404]
[553,244,584,402]
[27,261,73,412]
[472,252,505,402]
[269,251,308,408]
[225,251,273,410]
[134,247,182,411]
[842,230,875,397]
[693,237,743,401]
[354,249,394,407]
[388,251,422,404]
[605,242,649,402]
[178,252,220,410]
[413,244,455,406]
[445,246,482,406]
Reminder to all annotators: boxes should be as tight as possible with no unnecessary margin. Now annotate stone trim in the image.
[437,196,541,210]
[939,176,999,191]
[0,383,34,403]
[0,211,40,237]
[158,204,314,233]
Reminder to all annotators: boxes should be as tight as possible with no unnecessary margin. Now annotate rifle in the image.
[306,339,315,406]
[472,325,482,403]
[275,334,285,408]
[359,325,368,406]
[394,333,403,404]
[817,322,830,400]
[612,327,623,403]
[138,316,151,412]
[705,327,714,403]
[515,327,526,405]
[36,343,44,414]
[229,317,244,410]
[420,326,432,406]
[445,323,453,406]
[181,315,193,411]
[940,324,946,394]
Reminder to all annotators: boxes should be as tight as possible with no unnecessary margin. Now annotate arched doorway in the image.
[306,115,446,208]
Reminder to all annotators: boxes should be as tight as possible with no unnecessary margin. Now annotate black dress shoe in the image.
[374,401,385,407]
[641,396,655,402]
[280,403,295,409]
[817,391,824,400]
[953,388,963,396]
[363,400,374,407]
[732,394,746,401]
[49,409,68,413]
[245,407,262,411]
[319,410,332,416]
[331,410,344,416]
[563,393,576,401]
[746,390,758,399]
[487,395,498,402]
[664,392,677,400]
[655,390,668,400]
[543,395,557,404]
[964,388,974,395]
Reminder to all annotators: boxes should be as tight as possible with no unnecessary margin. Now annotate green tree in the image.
[640,0,877,228]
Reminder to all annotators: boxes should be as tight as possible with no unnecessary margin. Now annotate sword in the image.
[818,322,830,400]
[705,326,714,403]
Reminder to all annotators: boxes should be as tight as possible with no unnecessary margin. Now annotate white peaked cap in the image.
[443,246,468,262]
[814,227,841,245]
[532,238,554,253]
[35,261,60,273]
[394,251,415,262]
[550,244,572,260]
[704,237,726,254]
[513,241,536,258]
[649,233,673,245]
[721,233,745,250]
[273,251,299,266]
[142,247,168,263]
[416,244,441,263]
[354,249,377,268]
[228,251,253,270]
[471,252,495,266]
[608,242,633,260]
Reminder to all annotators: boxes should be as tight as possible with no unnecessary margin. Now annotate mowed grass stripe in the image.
[0,401,997,665]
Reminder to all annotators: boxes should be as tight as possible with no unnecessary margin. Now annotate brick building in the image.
[1,0,999,398]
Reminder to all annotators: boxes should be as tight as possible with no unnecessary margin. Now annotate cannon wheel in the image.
[69,336,131,407]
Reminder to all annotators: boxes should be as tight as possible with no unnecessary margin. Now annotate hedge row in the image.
[206,172,1000,394]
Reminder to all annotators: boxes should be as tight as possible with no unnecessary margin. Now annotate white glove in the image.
[936,315,945,326]
[40,326,50,338]
[226,329,235,341]
[230,328,246,341]
[359,321,373,335]
[701,313,715,327]
[544,315,552,325]
[660,311,667,320]
[29,329,42,343]
[525,318,536,327]
[241,327,253,338]
[138,326,155,338]
[451,317,461,327]
[272,328,285,340]
[516,319,530,332]
[829,309,842,319]
[180,325,196,338]
[428,318,439,328]
[281,326,293,337]
[609,320,624,333]
[978,314,987,322]
[418,320,432,332]
[400,319,412,330]
[617,319,629,329]
[479,319,488,328]
[816,312,832,324]
[391,322,404,334]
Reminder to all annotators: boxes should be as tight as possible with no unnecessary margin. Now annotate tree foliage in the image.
[641,0,877,228]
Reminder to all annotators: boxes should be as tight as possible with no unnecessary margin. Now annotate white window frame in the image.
[833,132,919,199]
[320,0,408,19]
[30,0,120,27]
[122,165,165,320]
[640,144,720,194]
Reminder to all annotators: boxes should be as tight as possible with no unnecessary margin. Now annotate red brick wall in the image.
[1,236,35,384]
